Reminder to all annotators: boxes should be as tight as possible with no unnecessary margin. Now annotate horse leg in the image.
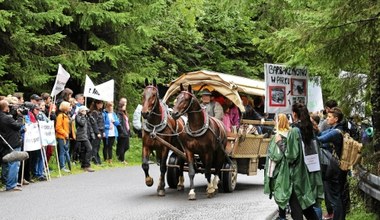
[157,149,168,196]
[142,146,153,187]
[187,153,196,200]
[212,150,224,192]
[177,157,185,191]
[204,155,215,198]
[205,169,216,198]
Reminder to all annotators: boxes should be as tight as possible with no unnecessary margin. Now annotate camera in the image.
[9,102,33,117]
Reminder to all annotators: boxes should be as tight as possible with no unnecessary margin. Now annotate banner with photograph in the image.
[39,121,57,146]
[24,123,42,151]
[264,63,308,114]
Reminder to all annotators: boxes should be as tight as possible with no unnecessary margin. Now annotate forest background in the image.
[1,0,379,217]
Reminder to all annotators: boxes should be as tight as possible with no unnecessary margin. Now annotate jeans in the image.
[324,177,343,220]
[33,149,45,178]
[58,138,70,169]
[1,147,21,190]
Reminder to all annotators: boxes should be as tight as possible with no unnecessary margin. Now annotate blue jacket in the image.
[317,123,344,158]
[102,110,120,140]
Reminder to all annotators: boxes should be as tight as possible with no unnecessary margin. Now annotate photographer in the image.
[75,106,95,172]
[0,100,24,191]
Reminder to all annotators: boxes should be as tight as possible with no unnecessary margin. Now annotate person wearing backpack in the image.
[264,113,291,220]
[316,107,348,220]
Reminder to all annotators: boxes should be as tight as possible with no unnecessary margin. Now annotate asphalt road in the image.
[0,165,277,220]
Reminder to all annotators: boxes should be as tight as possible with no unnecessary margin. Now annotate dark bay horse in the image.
[141,79,185,196]
[171,84,227,200]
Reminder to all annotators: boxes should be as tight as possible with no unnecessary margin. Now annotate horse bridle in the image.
[144,85,160,117]
[176,91,203,117]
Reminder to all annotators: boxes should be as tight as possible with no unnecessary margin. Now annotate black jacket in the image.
[75,114,89,141]
[117,111,130,138]
[91,110,104,133]
[0,111,23,157]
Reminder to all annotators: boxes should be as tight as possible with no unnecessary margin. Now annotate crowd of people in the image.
[0,89,131,192]
[264,99,359,220]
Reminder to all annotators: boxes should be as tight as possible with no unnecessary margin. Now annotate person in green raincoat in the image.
[264,113,292,220]
[287,103,324,220]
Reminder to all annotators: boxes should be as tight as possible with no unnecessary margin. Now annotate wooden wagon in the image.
[163,70,274,192]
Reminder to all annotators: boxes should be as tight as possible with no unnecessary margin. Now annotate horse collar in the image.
[143,101,168,135]
[185,109,210,137]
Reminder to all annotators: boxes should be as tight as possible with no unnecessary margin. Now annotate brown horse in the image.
[141,79,185,196]
[171,84,227,200]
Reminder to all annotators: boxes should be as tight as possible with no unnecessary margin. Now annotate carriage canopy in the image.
[163,70,266,113]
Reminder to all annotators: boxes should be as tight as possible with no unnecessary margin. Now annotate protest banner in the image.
[23,123,42,151]
[264,63,309,114]
[84,75,114,102]
[39,121,57,146]
[51,64,71,97]
[307,76,324,113]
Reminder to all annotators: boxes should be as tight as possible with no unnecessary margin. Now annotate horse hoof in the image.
[145,177,154,187]
[177,185,184,191]
[188,194,196,200]
[207,192,215,198]
[157,189,165,196]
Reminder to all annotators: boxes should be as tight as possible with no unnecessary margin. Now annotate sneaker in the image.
[83,167,95,172]
[62,168,71,173]
[37,176,47,181]
[23,179,30,185]
[6,186,22,192]
[322,213,334,220]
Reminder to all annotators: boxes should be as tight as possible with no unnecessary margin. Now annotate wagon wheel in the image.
[166,152,180,189]
[220,159,237,193]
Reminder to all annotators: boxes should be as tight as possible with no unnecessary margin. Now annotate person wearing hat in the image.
[30,94,42,105]
[200,89,223,121]
[75,105,96,172]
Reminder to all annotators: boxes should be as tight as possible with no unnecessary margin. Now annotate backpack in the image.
[336,129,363,171]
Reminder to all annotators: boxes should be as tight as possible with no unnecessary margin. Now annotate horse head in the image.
[171,83,195,120]
[141,78,159,119]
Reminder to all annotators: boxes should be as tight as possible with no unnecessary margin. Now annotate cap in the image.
[201,89,212,96]
[78,106,89,112]
[30,94,42,101]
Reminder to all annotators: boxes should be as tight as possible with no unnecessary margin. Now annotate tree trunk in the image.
[370,21,380,152]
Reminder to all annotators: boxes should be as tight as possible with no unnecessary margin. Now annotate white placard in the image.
[39,121,57,146]
[24,123,42,151]
[302,141,321,172]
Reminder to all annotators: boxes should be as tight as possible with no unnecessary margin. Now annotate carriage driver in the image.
[200,89,223,121]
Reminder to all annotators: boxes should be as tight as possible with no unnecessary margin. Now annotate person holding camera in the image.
[75,106,95,172]
[0,100,24,191]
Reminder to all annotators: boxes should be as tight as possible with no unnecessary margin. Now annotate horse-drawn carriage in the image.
[162,70,275,193]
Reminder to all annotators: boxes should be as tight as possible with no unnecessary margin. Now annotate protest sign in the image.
[39,121,57,146]
[24,123,41,151]
[264,63,309,114]
[84,75,114,102]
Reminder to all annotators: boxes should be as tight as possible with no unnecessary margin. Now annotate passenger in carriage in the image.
[200,89,223,121]
[225,99,240,131]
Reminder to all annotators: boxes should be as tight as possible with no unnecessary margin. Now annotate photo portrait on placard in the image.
[291,79,306,96]
[292,96,306,105]
[269,86,286,107]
